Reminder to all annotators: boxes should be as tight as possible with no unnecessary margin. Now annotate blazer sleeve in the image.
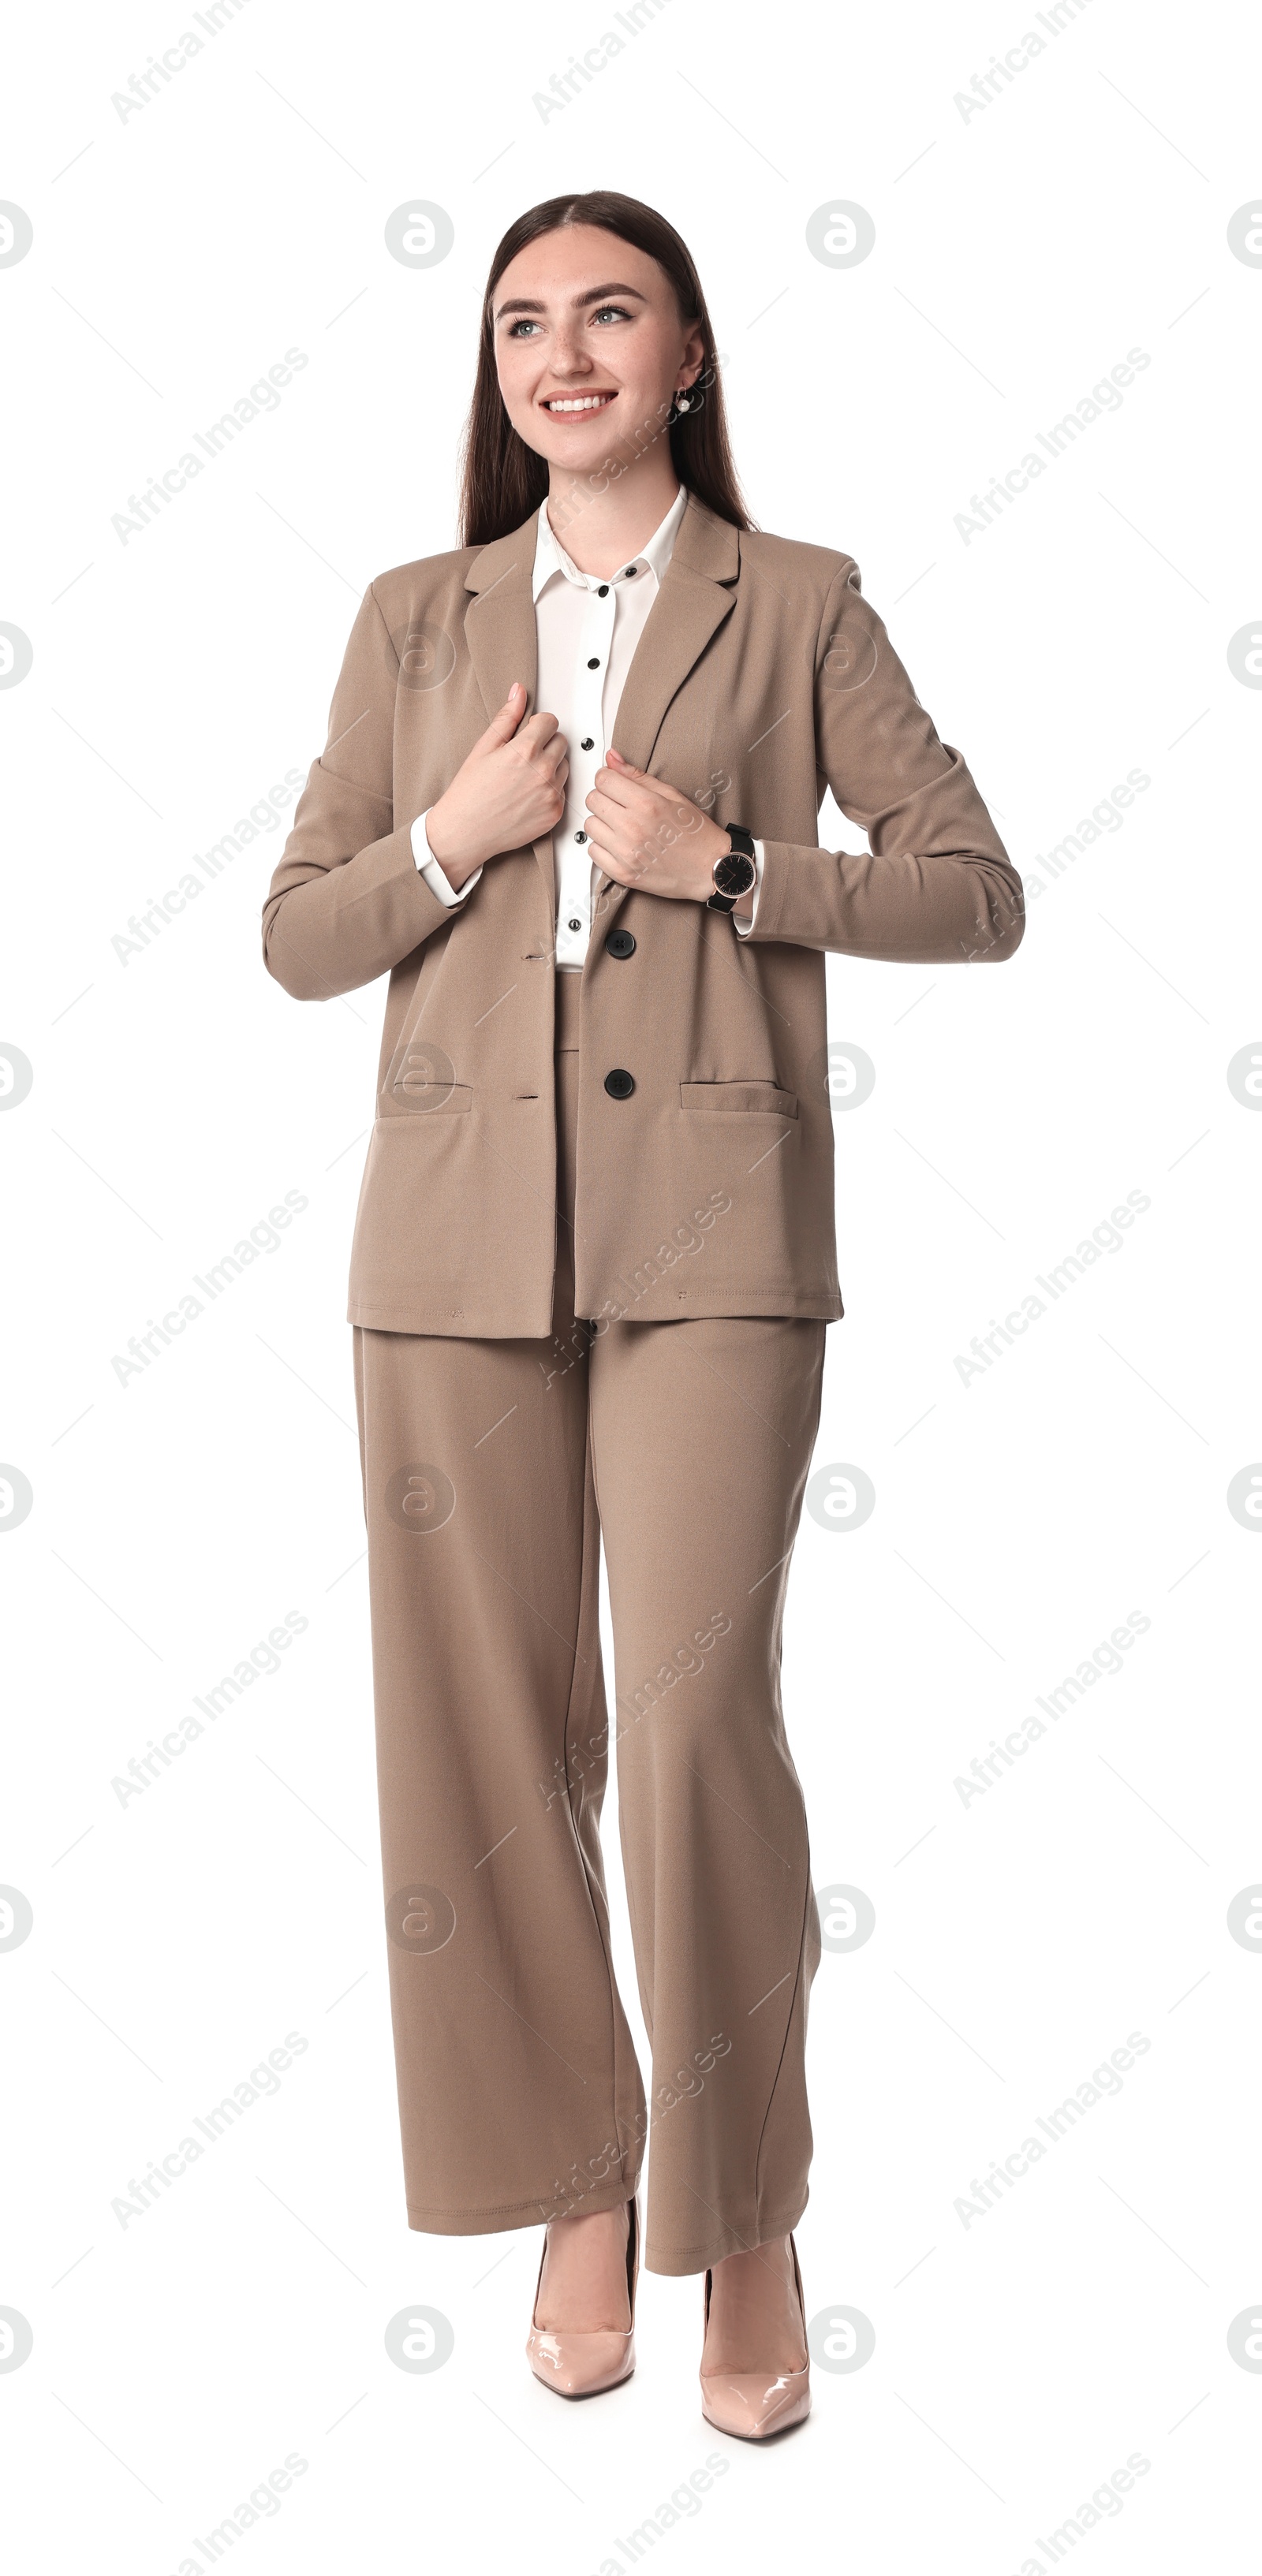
[744,559,1025,964]
[261,583,455,1000]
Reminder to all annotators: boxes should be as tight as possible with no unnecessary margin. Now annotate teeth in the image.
[545,394,614,412]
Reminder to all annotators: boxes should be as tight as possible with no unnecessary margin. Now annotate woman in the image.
[263,190,1024,2439]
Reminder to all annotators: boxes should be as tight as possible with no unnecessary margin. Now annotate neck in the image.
[545,449,682,576]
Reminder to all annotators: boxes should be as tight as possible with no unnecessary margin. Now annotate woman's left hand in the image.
[584,749,731,903]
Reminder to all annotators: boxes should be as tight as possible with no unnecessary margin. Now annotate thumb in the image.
[479,681,527,748]
[604,746,644,777]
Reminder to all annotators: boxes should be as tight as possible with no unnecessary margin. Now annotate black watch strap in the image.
[707,824,757,913]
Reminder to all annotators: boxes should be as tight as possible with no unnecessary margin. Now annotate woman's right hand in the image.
[423,683,568,888]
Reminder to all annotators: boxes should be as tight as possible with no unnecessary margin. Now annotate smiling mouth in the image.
[541,391,618,414]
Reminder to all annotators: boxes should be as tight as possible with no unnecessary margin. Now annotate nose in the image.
[548,331,592,378]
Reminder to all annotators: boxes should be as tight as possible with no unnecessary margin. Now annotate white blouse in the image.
[411,488,764,970]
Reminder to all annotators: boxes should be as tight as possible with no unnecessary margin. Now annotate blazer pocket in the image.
[382,1017,472,1113]
[389,1074,472,1113]
[680,1079,798,1118]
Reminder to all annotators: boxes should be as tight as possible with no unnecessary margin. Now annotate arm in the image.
[741,559,1025,964]
[262,583,456,1001]
[412,812,483,911]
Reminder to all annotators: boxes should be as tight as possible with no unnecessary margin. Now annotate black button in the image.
[624,565,637,576]
[587,657,600,669]
[574,829,587,842]
[597,583,609,596]
[568,917,582,932]
[605,929,636,960]
[604,1068,634,1099]
[581,738,594,751]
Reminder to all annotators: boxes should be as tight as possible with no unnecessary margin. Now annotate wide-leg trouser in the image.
[353,973,827,2276]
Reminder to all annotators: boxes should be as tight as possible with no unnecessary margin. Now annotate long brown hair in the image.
[458,191,755,547]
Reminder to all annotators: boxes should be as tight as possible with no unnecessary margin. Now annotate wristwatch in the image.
[707,824,757,913]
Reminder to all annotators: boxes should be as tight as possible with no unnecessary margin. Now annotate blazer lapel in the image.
[465,512,554,915]
[599,495,741,915]
[610,494,740,770]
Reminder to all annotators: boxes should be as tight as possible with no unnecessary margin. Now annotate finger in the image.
[518,709,560,745]
[588,825,649,878]
[588,796,673,873]
[588,766,645,813]
[479,681,528,747]
[592,763,685,823]
[590,844,636,885]
[603,755,686,800]
[623,775,693,829]
[601,752,681,832]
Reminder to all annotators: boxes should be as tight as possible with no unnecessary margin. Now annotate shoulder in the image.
[736,523,870,623]
[365,543,483,627]
[737,527,861,604]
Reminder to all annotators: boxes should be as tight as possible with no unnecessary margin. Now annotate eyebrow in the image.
[493,282,648,320]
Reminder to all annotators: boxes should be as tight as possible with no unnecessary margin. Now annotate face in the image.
[491,224,705,473]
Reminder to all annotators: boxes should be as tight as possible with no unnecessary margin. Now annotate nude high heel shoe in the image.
[699,2234,812,2440]
[525,2195,639,2399]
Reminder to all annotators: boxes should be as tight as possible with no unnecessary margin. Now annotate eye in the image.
[591,303,633,324]
[506,318,542,337]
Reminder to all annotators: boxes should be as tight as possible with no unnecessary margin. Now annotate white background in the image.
[2,0,1260,2567]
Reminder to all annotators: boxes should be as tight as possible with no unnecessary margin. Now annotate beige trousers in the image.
[353,972,827,2276]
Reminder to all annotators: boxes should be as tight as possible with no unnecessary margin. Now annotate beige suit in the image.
[263,497,1022,2272]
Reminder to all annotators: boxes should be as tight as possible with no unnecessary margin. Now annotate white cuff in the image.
[411,811,482,907]
[732,841,765,938]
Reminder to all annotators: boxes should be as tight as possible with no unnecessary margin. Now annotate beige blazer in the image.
[262,494,1024,1336]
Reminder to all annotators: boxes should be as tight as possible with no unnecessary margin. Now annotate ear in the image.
[681,321,707,386]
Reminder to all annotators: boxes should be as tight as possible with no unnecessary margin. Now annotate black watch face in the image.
[713,850,756,897]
